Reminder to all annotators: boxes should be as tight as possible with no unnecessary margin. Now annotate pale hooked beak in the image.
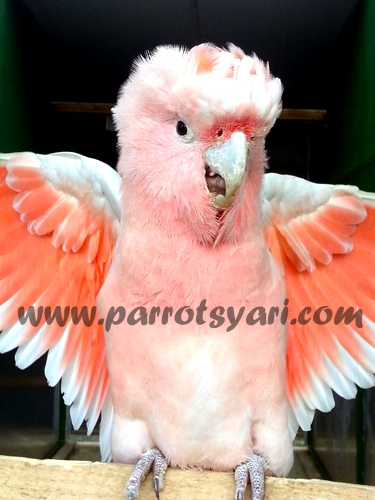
[205,131,248,209]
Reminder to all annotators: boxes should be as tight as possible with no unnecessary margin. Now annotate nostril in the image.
[217,128,223,137]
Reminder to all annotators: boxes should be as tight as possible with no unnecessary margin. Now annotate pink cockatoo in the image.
[1,43,375,500]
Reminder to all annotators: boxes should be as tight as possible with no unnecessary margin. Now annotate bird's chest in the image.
[100,237,287,460]
[102,233,287,383]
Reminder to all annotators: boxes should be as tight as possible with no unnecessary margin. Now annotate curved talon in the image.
[153,451,168,499]
[125,448,168,500]
[153,477,160,500]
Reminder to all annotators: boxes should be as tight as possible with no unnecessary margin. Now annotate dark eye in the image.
[176,120,188,136]
[175,120,195,143]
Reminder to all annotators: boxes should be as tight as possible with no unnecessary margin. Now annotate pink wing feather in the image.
[263,173,375,436]
[0,152,121,458]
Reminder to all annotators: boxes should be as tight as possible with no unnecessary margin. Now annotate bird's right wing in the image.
[0,152,121,460]
[262,172,375,437]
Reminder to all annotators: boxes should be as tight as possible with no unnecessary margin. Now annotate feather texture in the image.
[263,173,375,436]
[0,152,121,452]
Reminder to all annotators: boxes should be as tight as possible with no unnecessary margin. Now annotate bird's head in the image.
[114,43,282,244]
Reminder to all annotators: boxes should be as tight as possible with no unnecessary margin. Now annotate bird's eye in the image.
[176,121,188,136]
[175,120,195,143]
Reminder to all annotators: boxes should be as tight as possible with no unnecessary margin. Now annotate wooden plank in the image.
[279,109,326,121]
[50,102,326,121]
[1,455,374,499]
[51,102,114,114]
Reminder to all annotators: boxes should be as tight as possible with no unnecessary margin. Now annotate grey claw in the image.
[153,477,160,500]
[234,462,248,500]
[235,454,268,500]
[248,454,266,500]
[125,448,167,500]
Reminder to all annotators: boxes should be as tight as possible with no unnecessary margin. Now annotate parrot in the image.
[1,42,375,500]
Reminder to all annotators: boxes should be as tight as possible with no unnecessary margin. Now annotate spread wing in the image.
[262,172,375,437]
[0,152,121,459]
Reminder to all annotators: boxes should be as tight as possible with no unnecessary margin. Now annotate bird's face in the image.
[114,44,282,242]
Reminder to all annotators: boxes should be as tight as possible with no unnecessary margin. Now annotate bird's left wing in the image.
[0,152,121,458]
[262,172,375,437]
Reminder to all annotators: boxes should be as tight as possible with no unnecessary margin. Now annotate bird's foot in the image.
[126,448,168,500]
[235,454,271,500]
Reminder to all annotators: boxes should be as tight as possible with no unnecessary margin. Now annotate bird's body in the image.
[1,43,375,499]
[101,213,292,475]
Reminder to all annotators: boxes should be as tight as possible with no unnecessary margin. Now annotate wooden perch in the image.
[1,455,374,499]
[51,102,326,121]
